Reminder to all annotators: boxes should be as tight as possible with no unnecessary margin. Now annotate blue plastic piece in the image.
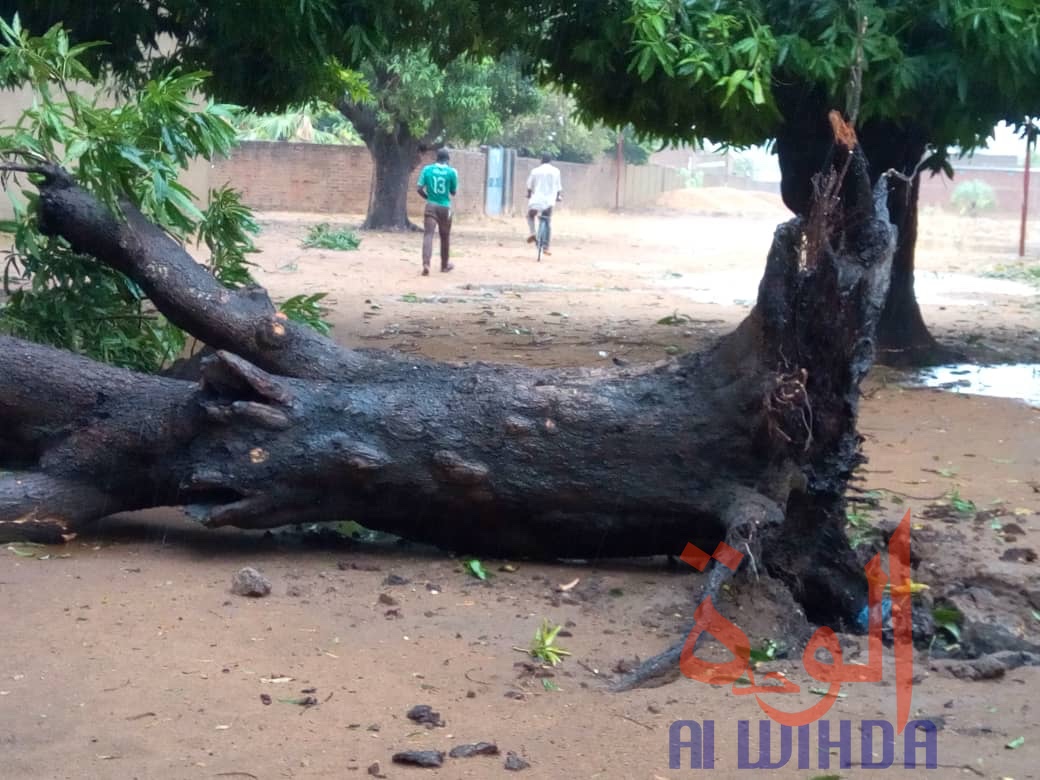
[854,596,892,632]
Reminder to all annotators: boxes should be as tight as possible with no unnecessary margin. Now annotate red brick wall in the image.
[211,142,684,217]
[919,167,1038,215]
[210,142,487,218]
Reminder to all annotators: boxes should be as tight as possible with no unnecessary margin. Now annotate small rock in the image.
[647,703,662,714]
[260,693,272,705]
[466,690,476,699]
[367,761,384,777]
[918,715,946,730]
[384,608,402,619]
[378,593,398,606]
[1000,547,1037,563]
[231,567,271,597]
[503,690,525,700]
[384,573,410,586]
[347,561,382,572]
[392,750,444,768]
[406,704,445,727]
[930,651,1040,680]
[449,742,500,758]
[504,751,530,771]
[367,723,381,732]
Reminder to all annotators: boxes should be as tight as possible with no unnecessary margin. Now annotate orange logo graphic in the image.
[678,510,914,732]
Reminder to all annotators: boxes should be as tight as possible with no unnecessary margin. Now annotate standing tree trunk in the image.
[362,130,422,231]
[1,116,895,686]
[338,99,428,231]
[857,122,963,366]
[775,97,960,367]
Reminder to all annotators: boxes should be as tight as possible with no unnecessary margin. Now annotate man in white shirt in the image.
[526,153,563,256]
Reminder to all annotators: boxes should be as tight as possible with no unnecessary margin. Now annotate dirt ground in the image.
[3,193,1040,779]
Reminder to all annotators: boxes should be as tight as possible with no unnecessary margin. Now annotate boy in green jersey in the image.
[416,149,459,275]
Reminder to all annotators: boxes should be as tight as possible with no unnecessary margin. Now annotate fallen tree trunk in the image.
[0,114,893,639]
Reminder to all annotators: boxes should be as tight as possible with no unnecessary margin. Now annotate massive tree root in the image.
[1,115,895,684]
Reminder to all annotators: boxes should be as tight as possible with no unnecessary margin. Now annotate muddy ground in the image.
[2,193,1039,779]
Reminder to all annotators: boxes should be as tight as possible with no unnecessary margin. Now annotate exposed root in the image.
[611,535,745,692]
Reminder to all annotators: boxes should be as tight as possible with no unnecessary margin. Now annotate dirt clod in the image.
[504,751,530,770]
[383,573,409,586]
[406,704,445,727]
[230,567,271,597]
[930,651,1040,680]
[1000,547,1037,563]
[391,750,444,768]
[449,741,500,758]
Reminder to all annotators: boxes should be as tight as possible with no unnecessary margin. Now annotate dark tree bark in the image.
[1,116,894,686]
[774,94,961,367]
[338,100,430,231]
[857,122,964,366]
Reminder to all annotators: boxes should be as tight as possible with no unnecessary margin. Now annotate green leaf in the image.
[751,76,766,105]
[163,184,205,221]
[657,311,691,326]
[464,558,489,581]
[301,223,361,250]
[722,69,749,104]
[808,687,847,698]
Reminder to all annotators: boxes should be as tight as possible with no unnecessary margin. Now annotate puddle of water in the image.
[646,270,1038,308]
[913,273,1038,306]
[906,364,1040,406]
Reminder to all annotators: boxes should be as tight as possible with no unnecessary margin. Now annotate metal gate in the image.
[485,146,505,215]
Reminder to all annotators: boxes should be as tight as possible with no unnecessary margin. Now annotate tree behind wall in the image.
[490,92,656,165]
[337,49,539,230]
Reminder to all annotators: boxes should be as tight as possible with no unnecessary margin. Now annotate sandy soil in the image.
[2,196,1039,779]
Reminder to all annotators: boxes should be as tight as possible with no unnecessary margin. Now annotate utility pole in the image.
[1021,120,1035,258]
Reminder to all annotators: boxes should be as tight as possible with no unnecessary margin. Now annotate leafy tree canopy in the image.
[0,18,324,370]
[0,0,498,110]
[530,0,1040,156]
[237,103,362,145]
[5,1,1038,157]
[492,92,656,165]
[341,48,539,149]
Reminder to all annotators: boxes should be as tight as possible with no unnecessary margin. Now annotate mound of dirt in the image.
[656,186,787,215]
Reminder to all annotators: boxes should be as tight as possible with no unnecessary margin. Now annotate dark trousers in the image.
[422,203,452,269]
